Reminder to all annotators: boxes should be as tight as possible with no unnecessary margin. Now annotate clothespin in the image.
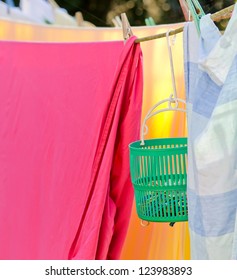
[75,11,84,26]
[181,0,205,35]
[112,16,122,28]
[178,0,190,21]
[121,13,133,42]
[75,11,96,27]
[145,17,156,26]
[188,0,205,34]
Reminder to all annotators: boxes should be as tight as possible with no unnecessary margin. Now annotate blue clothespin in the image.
[145,17,156,26]
[186,0,205,35]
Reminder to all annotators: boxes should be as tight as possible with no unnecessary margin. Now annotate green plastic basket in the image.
[129,137,188,223]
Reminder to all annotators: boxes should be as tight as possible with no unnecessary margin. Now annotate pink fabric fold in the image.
[0,37,143,259]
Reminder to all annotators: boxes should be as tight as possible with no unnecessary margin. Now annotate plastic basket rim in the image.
[129,137,187,151]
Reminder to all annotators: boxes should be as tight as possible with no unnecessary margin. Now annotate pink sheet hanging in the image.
[0,36,143,260]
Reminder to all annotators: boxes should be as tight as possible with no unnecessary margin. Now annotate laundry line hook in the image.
[140,29,186,146]
[166,29,178,102]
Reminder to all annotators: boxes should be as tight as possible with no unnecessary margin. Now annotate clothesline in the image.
[135,4,235,43]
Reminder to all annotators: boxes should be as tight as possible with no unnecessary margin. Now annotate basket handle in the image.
[140,29,186,146]
[140,97,186,145]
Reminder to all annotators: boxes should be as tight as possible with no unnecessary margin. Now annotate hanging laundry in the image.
[0,36,143,259]
[9,7,36,22]
[184,4,237,259]
[0,1,34,22]
[53,8,77,27]
[0,1,8,16]
[20,0,54,24]
[0,16,189,259]
[199,5,237,86]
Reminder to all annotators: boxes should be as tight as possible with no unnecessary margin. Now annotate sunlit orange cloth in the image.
[0,18,189,259]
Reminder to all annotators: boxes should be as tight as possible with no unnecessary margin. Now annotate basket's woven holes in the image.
[159,156,164,186]
[158,156,162,186]
[163,155,166,183]
[141,156,145,185]
[175,154,179,183]
[181,154,185,175]
[138,156,142,184]
[182,192,187,216]
[146,156,150,186]
[151,192,156,217]
[180,154,184,184]
[183,153,187,184]
[133,156,137,183]
[173,154,178,185]
[141,156,146,185]
[177,192,182,216]
[154,156,159,186]
[183,192,188,216]
[151,156,156,187]
[136,156,141,184]
[171,191,175,217]
[174,191,179,217]
[130,138,188,222]
[184,153,188,185]
[181,192,186,216]
[169,154,175,186]
[157,191,162,217]
[164,154,169,186]
[148,156,152,186]
[140,156,145,185]
[166,191,171,217]
[148,192,153,217]
[169,154,174,185]
[154,191,158,217]
[145,191,150,217]
[170,154,174,184]
[136,156,139,183]
[178,153,183,184]
[184,193,187,216]
[161,191,167,218]
[145,156,149,186]
[155,156,159,186]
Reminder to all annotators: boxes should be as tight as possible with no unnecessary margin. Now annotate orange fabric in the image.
[0,18,190,259]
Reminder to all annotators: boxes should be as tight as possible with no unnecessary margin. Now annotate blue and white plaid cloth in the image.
[184,4,237,259]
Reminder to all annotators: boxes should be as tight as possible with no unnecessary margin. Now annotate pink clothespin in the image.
[178,0,191,21]
[121,13,133,42]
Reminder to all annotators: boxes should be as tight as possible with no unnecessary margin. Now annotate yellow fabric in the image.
[0,18,190,260]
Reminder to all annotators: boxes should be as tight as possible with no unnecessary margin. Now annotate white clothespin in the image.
[121,13,133,42]
[112,16,122,27]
